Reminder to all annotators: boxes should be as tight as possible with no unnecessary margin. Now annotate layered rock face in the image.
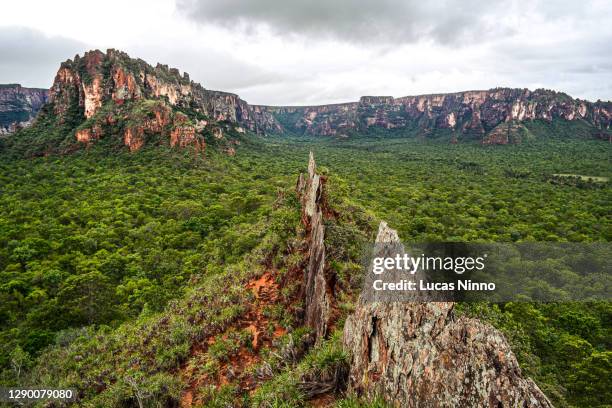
[41,49,281,152]
[342,222,554,407]
[260,89,612,143]
[49,49,280,133]
[0,84,48,134]
[296,152,331,344]
[10,48,611,151]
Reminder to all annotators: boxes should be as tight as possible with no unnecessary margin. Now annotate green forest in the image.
[0,130,610,407]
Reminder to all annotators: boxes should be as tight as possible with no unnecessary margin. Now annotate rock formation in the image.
[48,49,280,134]
[5,49,611,152]
[0,84,48,134]
[259,89,612,143]
[26,49,281,152]
[296,152,331,343]
[482,121,529,145]
[342,222,554,408]
[32,49,612,146]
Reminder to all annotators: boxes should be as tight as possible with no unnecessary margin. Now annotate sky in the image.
[0,0,611,105]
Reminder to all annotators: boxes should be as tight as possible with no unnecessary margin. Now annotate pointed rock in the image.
[343,221,554,408]
[297,152,330,343]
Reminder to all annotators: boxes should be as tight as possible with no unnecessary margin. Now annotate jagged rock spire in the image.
[308,151,316,178]
[297,152,330,344]
[343,221,554,408]
[374,221,399,242]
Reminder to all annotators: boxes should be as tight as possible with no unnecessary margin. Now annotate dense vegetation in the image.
[0,126,610,407]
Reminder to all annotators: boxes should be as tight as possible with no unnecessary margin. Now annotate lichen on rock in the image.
[296,152,331,344]
[342,221,554,408]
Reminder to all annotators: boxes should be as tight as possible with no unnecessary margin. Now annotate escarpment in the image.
[47,49,280,134]
[4,48,611,155]
[260,89,611,143]
[13,49,281,154]
[341,222,554,408]
[0,84,48,134]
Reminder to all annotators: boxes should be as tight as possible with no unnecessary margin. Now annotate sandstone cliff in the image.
[21,49,280,153]
[0,84,48,134]
[48,49,280,134]
[6,48,611,153]
[260,89,612,143]
[342,222,554,407]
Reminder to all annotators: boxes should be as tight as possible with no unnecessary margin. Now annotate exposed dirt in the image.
[179,270,286,407]
[309,393,336,407]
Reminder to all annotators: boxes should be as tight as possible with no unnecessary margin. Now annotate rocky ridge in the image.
[24,49,280,153]
[6,49,612,153]
[293,154,554,407]
[296,152,332,344]
[0,84,48,134]
[260,89,612,143]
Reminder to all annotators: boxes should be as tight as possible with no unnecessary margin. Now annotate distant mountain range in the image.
[266,90,611,144]
[1,49,610,153]
[0,84,48,134]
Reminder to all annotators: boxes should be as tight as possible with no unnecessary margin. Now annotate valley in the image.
[0,48,610,407]
[0,133,609,407]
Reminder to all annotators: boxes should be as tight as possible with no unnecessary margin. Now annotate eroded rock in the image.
[257,88,611,141]
[75,125,103,143]
[297,152,331,343]
[482,121,528,145]
[342,222,554,408]
[170,126,201,150]
[123,127,145,152]
[0,84,48,134]
[47,49,282,137]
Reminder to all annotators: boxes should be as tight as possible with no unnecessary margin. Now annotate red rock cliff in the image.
[48,49,281,135]
[258,89,612,143]
[0,84,48,134]
[19,48,612,150]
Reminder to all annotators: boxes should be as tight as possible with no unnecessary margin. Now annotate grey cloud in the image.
[2,1,611,104]
[175,0,513,45]
[0,27,87,88]
[175,0,609,47]
[490,31,612,81]
[128,45,292,96]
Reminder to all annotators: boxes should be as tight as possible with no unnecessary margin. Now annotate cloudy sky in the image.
[1,0,611,105]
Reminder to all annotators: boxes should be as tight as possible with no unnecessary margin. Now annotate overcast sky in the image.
[1,0,611,105]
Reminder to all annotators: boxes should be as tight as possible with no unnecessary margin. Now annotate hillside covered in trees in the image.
[0,128,610,406]
[0,44,610,407]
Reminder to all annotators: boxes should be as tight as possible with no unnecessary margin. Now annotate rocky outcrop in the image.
[170,116,203,151]
[15,49,285,153]
[0,84,48,134]
[342,222,554,408]
[258,88,612,143]
[266,103,358,137]
[123,127,145,152]
[482,121,528,145]
[9,48,611,150]
[47,49,281,135]
[75,125,102,144]
[72,99,205,152]
[296,152,331,344]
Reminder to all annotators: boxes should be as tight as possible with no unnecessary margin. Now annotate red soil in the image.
[180,270,286,407]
